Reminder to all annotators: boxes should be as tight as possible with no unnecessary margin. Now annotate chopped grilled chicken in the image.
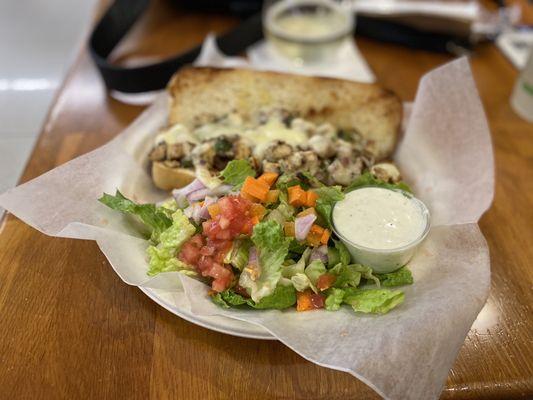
[263,140,294,162]
[167,141,196,160]
[371,162,401,183]
[282,151,320,175]
[290,118,316,136]
[328,157,364,186]
[262,160,281,174]
[308,135,335,159]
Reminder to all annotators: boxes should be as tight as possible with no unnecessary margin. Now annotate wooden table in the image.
[1,1,532,399]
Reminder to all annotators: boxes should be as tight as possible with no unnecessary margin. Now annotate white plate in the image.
[139,287,275,340]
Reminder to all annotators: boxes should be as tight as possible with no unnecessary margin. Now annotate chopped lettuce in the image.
[304,260,327,289]
[313,186,344,229]
[276,173,304,190]
[220,159,256,187]
[351,264,381,286]
[282,248,310,278]
[376,267,414,287]
[251,285,296,309]
[265,201,295,225]
[330,264,362,288]
[239,220,291,302]
[344,171,412,194]
[212,285,296,310]
[325,288,345,311]
[99,190,172,241]
[224,238,252,271]
[343,288,404,314]
[334,239,351,266]
[296,171,325,188]
[146,209,196,276]
[291,273,313,292]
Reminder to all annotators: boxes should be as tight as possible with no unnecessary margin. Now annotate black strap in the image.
[90,0,473,93]
[89,0,263,93]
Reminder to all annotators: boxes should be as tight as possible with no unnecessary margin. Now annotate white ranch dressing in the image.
[333,187,427,250]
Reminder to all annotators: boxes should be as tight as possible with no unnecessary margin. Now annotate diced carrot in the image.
[296,290,314,311]
[284,221,295,237]
[250,203,267,220]
[297,207,317,218]
[288,185,307,206]
[257,172,279,187]
[207,203,220,218]
[242,176,269,202]
[240,192,259,203]
[251,216,260,225]
[264,189,280,204]
[307,224,325,247]
[305,190,319,207]
[320,229,331,245]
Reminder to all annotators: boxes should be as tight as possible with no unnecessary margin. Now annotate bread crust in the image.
[167,67,402,160]
[152,162,195,191]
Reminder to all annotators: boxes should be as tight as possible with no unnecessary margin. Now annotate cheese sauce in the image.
[333,187,427,250]
[154,116,308,156]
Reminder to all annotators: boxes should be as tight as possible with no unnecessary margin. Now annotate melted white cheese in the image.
[156,116,308,158]
[332,187,427,250]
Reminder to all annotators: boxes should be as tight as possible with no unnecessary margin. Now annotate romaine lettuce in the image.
[376,267,414,287]
[212,285,296,310]
[325,288,345,311]
[239,220,291,302]
[220,159,256,187]
[99,190,172,241]
[343,288,404,314]
[146,209,196,276]
[344,171,412,194]
[313,186,344,229]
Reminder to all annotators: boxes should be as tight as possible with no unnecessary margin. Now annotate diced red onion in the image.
[183,205,195,219]
[295,214,317,241]
[187,184,233,202]
[310,245,328,263]
[172,179,205,208]
[187,188,209,202]
[248,247,258,266]
[212,184,233,196]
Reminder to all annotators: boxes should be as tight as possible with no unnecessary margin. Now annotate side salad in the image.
[100,160,413,314]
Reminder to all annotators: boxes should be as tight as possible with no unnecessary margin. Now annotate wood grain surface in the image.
[0,1,532,399]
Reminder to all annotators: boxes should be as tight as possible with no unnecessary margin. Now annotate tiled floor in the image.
[0,0,97,205]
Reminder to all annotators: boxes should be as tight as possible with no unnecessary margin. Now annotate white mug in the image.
[511,48,533,123]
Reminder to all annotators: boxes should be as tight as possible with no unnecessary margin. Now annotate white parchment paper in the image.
[0,56,493,399]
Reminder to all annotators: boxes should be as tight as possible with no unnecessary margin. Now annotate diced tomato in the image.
[180,195,258,292]
[178,234,204,265]
[317,273,336,291]
[233,284,250,298]
[310,293,325,309]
